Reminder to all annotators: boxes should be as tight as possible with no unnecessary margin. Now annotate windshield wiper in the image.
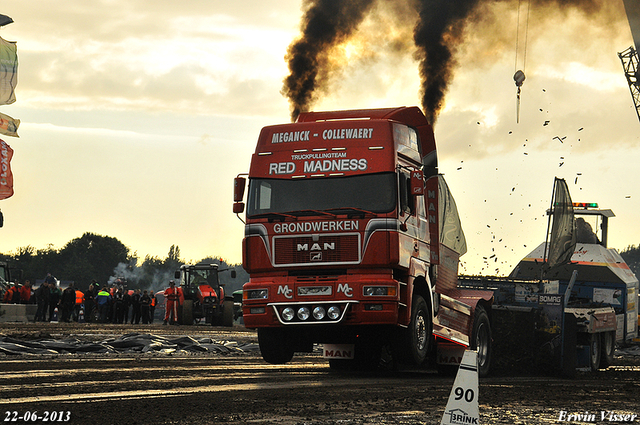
[249,212,297,220]
[287,209,338,218]
[325,207,376,217]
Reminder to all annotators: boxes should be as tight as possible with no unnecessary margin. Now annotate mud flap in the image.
[561,313,577,378]
[322,344,355,360]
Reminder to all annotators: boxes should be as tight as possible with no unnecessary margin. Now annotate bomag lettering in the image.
[303,158,367,173]
[269,162,296,175]
[322,128,373,140]
[271,130,310,143]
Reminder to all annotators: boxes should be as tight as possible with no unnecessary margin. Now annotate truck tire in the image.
[222,297,234,327]
[329,339,383,371]
[180,300,194,325]
[396,294,431,365]
[258,328,294,364]
[589,333,601,371]
[470,305,492,377]
[599,331,615,369]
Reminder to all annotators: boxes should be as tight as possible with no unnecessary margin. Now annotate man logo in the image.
[310,252,322,261]
[297,242,335,251]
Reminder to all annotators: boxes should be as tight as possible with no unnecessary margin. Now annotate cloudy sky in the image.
[0,0,638,276]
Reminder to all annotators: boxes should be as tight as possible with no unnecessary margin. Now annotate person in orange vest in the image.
[3,284,19,303]
[19,280,34,304]
[149,291,157,324]
[74,288,85,322]
[163,280,183,325]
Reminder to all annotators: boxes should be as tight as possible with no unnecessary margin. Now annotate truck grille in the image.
[273,234,360,266]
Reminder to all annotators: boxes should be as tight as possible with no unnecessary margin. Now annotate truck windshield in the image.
[247,173,397,217]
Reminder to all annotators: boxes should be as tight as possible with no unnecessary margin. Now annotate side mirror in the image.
[230,270,237,279]
[410,170,424,196]
[234,176,246,202]
[233,202,245,214]
[174,270,180,279]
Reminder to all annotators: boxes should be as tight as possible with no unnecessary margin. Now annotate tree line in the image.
[620,245,640,278]
[0,232,248,293]
[3,231,639,293]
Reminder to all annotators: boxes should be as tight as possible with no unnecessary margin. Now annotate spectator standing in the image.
[34,281,49,322]
[61,283,76,323]
[140,290,151,324]
[131,289,141,324]
[149,291,157,324]
[74,287,85,321]
[84,282,97,322]
[107,286,117,323]
[48,283,62,321]
[123,289,132,324]
[43,273,56,287]
[163,280,182,325]
[19,280,34,304]
[113,288,125,324]
[3,284,20,303]
[95,287,111,323]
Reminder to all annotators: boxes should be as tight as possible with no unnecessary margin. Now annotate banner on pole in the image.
[0,138,14,200]
[0,37,17,105]
[0,110,19,137]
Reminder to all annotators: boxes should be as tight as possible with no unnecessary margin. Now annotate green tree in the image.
[164,245,182,273]
[57,232,130,289]
[620,245,640,278]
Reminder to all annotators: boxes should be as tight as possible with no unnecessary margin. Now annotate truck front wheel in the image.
[258,328,294,364]
[397,294,431,365]
[470,305,492,377]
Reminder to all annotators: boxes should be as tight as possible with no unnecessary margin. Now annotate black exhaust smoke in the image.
[414,0,482,125]
[282,0,376,122]
[283,0,610,124]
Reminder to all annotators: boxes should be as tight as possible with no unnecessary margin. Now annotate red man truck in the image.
[233,107,494,374]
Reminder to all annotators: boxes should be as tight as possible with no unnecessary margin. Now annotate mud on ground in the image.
[1,322,639,425]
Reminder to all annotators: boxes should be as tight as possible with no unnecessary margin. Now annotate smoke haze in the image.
[283,0,614,124]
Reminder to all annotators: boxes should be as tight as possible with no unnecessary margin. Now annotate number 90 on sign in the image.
[454,387,475,403]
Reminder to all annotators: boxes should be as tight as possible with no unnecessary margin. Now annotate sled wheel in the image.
[470,305,492,377]
[599,331,614,369]
[589,333,601,371]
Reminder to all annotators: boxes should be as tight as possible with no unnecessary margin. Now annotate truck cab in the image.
[234,107,492,372]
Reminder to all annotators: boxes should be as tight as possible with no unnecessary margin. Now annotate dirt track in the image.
[1,323,640,425]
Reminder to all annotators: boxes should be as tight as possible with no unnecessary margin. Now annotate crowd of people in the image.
[1,273,161,324]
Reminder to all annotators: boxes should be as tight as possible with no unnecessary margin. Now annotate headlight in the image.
[363,286,397,296]
[245,289,268,300]
[282,307,295,321]
[297,307,310,321]
[312,306,326,320]
[327,305,341,320]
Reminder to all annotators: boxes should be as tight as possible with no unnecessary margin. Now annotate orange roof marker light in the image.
[572,202,598,209]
